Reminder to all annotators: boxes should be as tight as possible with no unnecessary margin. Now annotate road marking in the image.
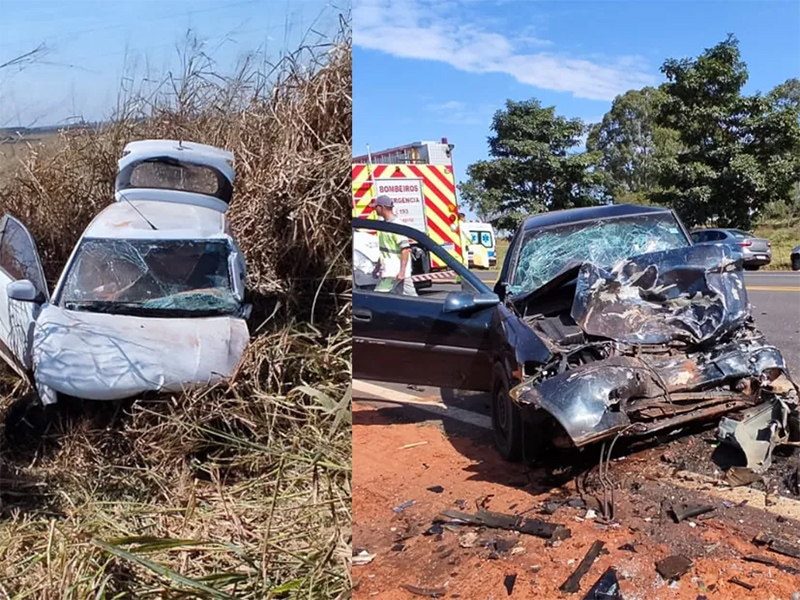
[353,379,493,430]
[747,286,800,292]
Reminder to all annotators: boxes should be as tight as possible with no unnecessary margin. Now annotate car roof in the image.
[521,204,673,231]
[83,200,229,240]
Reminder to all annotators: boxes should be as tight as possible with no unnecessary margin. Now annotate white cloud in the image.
[353,0,657,101]
[425,99,495,125]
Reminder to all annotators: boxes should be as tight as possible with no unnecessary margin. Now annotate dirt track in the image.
[352,402,800,600]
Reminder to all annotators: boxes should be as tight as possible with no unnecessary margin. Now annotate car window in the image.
[691,232,704,243]
[509,212,690,294]
[469,231,479,245]
[354,224,481,298]
[0,216,47,295]
[729,229,751,239]
[479,231,493,248]
[59,238,239,316]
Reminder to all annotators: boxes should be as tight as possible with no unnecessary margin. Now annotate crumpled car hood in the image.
[32,305,249,401]
[571,244,748,345]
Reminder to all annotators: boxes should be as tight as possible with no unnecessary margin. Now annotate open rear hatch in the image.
[115,140,235,213]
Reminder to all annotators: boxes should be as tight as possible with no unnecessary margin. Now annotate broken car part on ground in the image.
[0,140,250,404]
[353,205,799,482]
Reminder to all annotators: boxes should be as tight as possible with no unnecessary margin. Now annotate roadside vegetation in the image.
[461,36,800,243]
[0,25,351,600]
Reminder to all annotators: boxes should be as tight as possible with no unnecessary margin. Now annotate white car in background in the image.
[0,140,250,404]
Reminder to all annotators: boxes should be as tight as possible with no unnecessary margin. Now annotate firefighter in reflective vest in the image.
[455,212,470,284]
[373,194,418,296]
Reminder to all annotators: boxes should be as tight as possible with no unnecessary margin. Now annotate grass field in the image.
[0,30,352,599]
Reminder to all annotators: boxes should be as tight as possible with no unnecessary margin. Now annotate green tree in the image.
[586,87,680,202]
[652,35,800,229]
[460,99,604,231]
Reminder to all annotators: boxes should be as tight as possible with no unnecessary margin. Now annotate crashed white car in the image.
[0,140,250,404]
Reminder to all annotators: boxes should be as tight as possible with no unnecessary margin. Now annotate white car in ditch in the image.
[0,140,250,404]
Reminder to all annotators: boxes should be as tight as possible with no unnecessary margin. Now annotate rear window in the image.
[129,160,220,195]
[729,229,751,238]
[116,157,233,204]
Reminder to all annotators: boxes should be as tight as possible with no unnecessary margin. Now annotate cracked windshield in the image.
[61,238,238,315]
[509,213,690,294]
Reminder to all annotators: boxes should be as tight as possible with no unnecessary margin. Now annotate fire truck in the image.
[352,139,465,289]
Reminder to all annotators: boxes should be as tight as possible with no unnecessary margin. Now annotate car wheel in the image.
[491,363,524,462]
[792,255,800,271]
[744,264,759,271]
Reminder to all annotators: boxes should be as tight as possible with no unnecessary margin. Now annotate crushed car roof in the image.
[84,200,228,240]
[521,204,673,231]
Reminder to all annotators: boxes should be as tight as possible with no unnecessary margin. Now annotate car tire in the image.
[792,255,800,271]
[491,363,524,462]
[744,264,759,271]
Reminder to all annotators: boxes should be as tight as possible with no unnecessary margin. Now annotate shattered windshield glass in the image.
[129,159,220,195]
[60,238,238,316]
[509,213,690,294]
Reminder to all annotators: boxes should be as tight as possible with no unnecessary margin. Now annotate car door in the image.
[353,218,498,392]
[0,215,49,379]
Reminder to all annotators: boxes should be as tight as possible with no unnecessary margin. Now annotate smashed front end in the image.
[509,244,800,471]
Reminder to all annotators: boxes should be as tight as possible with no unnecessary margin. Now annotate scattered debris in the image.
[742,554,800,575]
[438,509,571,541]
[399,442,428,450]
[582,567,623,600]
[718,398,794,479]
[584,509,597,520]
[753,532,800,559]
[423,523,443,536]
[568,498,587,508]
[399,584,446,598]
[726,466,762,487]
[504,573,517,596]
[728,577,755,591]
[427,485,444,494]
[455,499,467,509]
[655,555,693,581]
[393,500,414,513]
[352,550,376,566]
[391,543,405,552]
[560,540,606,593]
[459,531,478,548]
[670,504,715,523]
[618,543,636,553]
[406,384,425,392]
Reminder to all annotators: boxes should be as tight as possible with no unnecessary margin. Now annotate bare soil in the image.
[353,404,800,600]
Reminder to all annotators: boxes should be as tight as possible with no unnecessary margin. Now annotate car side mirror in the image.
[443,291,500,314]
[7,279,40,302]
[229,252,245,302]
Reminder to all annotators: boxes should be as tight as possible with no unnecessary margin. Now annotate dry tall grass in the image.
[0,25,351,600]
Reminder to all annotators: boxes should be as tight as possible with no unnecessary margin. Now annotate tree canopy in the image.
[460,99,604,231]
[462,36,800,232]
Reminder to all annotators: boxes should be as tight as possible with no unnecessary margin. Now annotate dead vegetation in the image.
[0,23,351,600]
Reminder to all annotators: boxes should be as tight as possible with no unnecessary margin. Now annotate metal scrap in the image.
[504,574,516,596]
[655,555,693,581]
[582,567,623,600]
[718,399,790,477]
[437,509,571,540]
[670,504,715,523]
[743,555,800,576]
[729,577,755,591]
[753,532,800,560]
[560,540,605,593]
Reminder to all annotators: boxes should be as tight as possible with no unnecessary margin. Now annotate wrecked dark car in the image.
[352,205,799,472]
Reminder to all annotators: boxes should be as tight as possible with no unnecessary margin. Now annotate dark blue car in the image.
[353,205,799,464]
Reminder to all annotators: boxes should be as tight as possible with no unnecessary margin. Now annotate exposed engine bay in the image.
[506,244,799,477]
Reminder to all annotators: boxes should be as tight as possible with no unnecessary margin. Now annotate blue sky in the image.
[0,0,344,127]
[353,0,800,218]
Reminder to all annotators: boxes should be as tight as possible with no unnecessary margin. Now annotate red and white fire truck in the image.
[352,139,466,289]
